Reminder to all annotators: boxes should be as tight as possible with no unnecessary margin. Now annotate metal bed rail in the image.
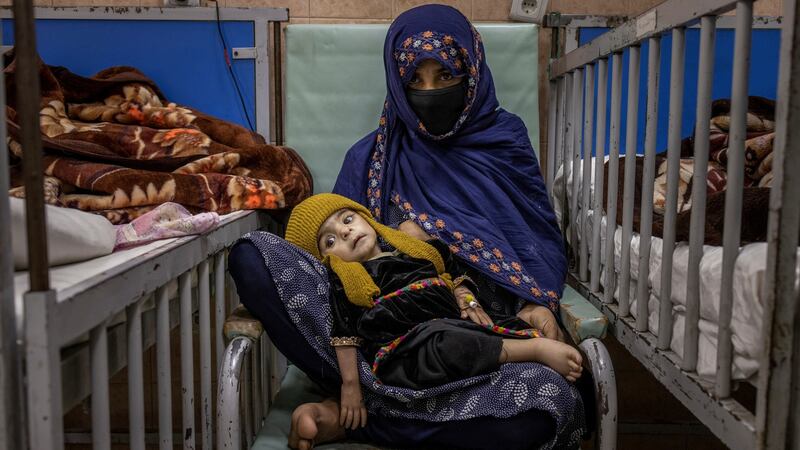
[25,211,277,450]
[547,0,800,448]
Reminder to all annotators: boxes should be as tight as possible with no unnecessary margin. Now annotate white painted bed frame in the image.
[547,0,800,448]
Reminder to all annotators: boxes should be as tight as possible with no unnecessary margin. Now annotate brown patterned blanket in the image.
[603,96,778,246]
[6,54,312,224]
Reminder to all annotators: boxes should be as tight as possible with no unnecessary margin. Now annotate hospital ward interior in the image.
[1,0,799,448]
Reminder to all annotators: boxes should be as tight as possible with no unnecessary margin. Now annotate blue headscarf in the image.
[333,4,567,310]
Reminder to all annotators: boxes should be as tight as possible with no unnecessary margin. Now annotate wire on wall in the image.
[214,0,255,131]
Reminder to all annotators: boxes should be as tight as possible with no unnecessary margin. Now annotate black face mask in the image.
[405,82,466,136]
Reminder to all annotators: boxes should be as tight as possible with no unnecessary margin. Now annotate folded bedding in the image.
[5,52,312,224]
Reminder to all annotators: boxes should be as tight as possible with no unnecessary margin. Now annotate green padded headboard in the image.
[285,24,539,194]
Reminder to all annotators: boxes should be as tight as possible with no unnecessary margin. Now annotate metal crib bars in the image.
[561,72,574,241]
[590,58,608,294]
[216,253,227,373]
[636,37,661,334]
[579,63,595,282]
[603,51,623,305]
[554,76,566,207]
[179,271,196,450]
[548,0,799,447]
[90,322,111,449]
[657,26,686,351]
[546,80,558,197]
[570,68,584,265]
[618,44,641,318]
[127,300,146,450]
[19,224,274,450]
[717,0,754,399]
[683,15,717,373]
[156,285,174,450]
[199,260,213,450]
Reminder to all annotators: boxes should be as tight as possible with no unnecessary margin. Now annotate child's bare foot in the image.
[288,399,347,449]
[502,338,583,382]
[531,338,583,382]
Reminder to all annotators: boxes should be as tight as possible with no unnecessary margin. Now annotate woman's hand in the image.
[339,381,367,430]
[517,304,565,342]
[398,219,429,240]
[454,286,493,326]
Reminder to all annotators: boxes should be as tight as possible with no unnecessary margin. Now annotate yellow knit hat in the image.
[285,193,452,308]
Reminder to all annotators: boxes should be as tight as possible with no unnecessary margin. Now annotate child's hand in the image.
[455,286,493,326]
[340,381,367,429]
[398,219,429,240]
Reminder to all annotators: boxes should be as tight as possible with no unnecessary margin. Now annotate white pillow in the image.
[10,197,117,270]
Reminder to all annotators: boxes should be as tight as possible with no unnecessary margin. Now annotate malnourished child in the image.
[285,193,582,430]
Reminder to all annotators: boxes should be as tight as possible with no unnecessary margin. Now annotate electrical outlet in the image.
[509,0,550,24]
[164,0,199,7]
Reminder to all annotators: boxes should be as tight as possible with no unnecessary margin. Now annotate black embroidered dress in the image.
[330,239,538,390]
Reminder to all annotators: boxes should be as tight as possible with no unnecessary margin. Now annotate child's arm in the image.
[328,273,368,429]
[333,344,368,429]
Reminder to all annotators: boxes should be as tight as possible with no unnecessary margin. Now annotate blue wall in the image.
[577,27,780,155]
[2,18,256,129]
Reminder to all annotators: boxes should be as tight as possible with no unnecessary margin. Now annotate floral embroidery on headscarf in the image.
[390,192,556,309]
[394,31,467,82]
[367,101,390,218]
[392,29,481,141]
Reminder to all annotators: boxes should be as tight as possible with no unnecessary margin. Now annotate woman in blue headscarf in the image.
[231,5,585,449]
[334,4,567,340]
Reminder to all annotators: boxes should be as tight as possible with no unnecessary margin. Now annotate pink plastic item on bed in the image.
[114,202,220,250]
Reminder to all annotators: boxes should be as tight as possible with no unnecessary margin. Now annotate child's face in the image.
[317,209,381,262]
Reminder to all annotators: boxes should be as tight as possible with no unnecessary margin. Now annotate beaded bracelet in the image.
[453,274,474,289]
[330,336,363,347]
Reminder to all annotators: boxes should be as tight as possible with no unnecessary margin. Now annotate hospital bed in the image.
[217,23,617,450]
[546,0,800,448]
[0,6,289,450]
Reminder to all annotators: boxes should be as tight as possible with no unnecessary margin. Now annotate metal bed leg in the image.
[217,336,255,450]
[179,271,196,450]
[25,290,63,450]
[579,338,617,450]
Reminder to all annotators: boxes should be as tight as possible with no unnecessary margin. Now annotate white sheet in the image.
[554,158,800,380]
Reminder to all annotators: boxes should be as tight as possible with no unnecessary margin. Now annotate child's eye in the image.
[343,215,353,224]
[325,236,335,248]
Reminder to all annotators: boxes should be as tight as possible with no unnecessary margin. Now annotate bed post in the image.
[12,0,60,446]
[0,25,26,450]
[756,0,800,446]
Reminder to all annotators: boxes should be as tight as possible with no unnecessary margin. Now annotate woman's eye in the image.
[325,236,335,248]
[344,215,353,224]
[409,75,420,84]
[440,72,453,81]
